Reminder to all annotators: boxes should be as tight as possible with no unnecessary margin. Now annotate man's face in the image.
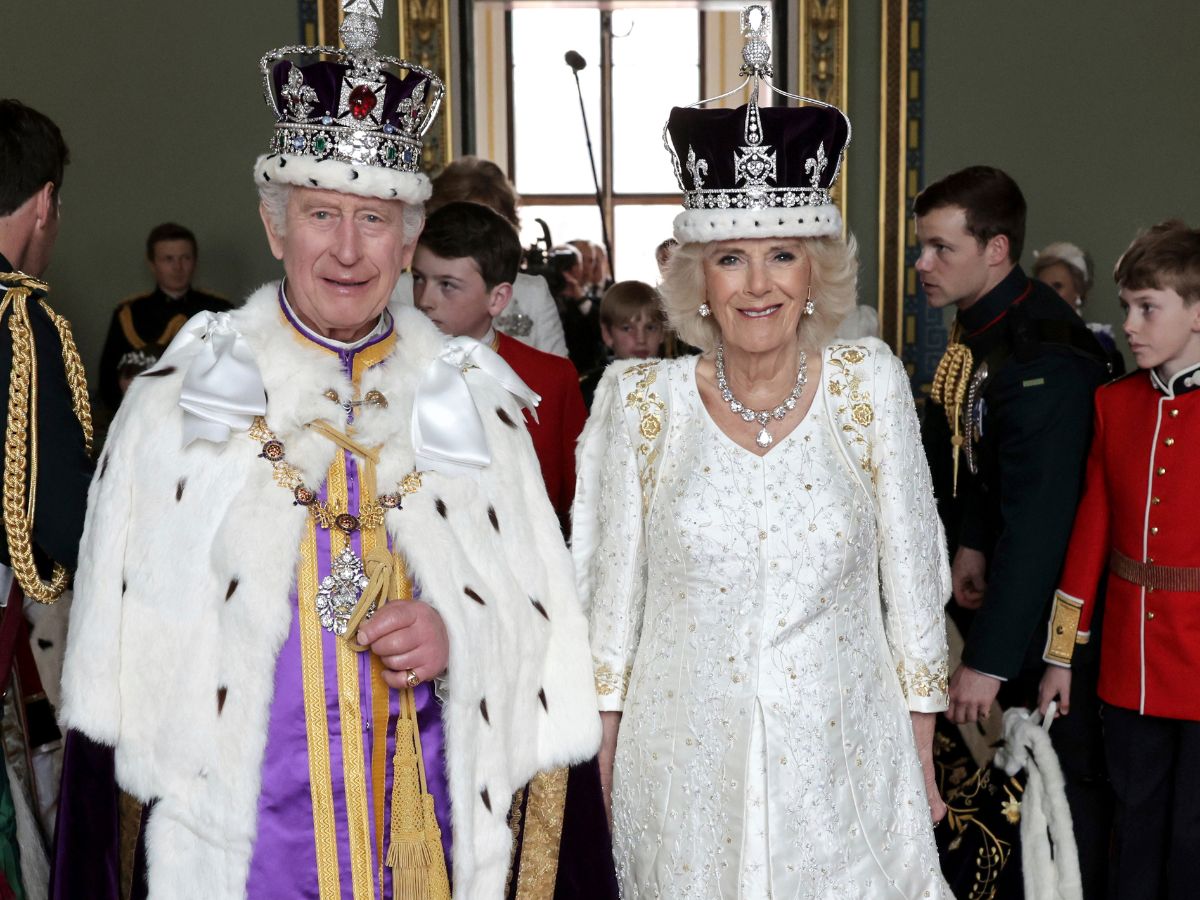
[261,188,416,343]
[914,206,991,310]
[411,246,510,341]
[149,239,197,297]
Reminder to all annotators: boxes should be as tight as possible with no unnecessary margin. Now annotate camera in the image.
[521,218,579,297]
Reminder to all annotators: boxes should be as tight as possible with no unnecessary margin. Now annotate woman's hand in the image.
[356,600,450,689]
[910,711,947,825]
[598,711,622,829]
[1039,665,1072,717]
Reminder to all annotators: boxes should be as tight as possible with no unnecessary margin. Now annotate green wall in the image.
[1,0,297,379]
[923,1,1200,340]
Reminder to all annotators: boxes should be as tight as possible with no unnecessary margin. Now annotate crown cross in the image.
[281,67,319,121]
[805,142,828,188]
[686,146,709,189]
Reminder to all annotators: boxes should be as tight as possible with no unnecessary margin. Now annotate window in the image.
[505,6,702,285]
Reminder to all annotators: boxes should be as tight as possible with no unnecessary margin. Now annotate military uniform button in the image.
[1165,437,1175,447]
[1147,611,1156,620]
[1152,496,1161,505]
[1169,409,1180,418]
[1151,526,1160,535]
[1157,467,1167,476]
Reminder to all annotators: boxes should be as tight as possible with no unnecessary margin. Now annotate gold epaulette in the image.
[0,271,94,603]
[1043,591,1086,666]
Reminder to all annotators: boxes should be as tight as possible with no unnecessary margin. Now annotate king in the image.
[53,3,606,898]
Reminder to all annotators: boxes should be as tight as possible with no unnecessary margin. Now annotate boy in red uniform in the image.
[411,201,587,534]
[1040,220,1200,899]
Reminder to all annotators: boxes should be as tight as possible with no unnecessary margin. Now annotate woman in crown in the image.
[572,10,952,898]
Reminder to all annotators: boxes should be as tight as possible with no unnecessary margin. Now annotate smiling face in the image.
[914,205,1005,310]
[1120,285,1200,378]
[260,187,417,343]
[702,238,812,357]
[411,246,511,341]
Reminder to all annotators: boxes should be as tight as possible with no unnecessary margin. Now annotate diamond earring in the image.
[699,303,712,318]
[804,298,815,317]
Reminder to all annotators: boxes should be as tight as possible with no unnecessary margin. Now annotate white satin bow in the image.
[413,335,541,476]
[146,311,268,446]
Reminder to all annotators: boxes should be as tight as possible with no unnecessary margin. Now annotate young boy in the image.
[411,201,586,533]
[579,280,666,408]
[1039,219,1200,899]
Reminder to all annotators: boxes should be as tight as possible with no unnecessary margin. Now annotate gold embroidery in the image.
[514,768,569,898]
[594,660,631,698]
[329,454,375,898]
[622,361,667,514]
[504,786,527,898]
[896,658,950,700]
[299,518,342,898]
[1044,592,1083,665]
[826,344,876,483]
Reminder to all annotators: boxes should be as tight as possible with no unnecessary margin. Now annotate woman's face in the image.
[702,237,812,356]
[1037,261,1083,308]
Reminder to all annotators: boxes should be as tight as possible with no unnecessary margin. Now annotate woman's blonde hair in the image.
[659,234,859,353]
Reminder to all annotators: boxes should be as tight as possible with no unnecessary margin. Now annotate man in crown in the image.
[53,3,607,898]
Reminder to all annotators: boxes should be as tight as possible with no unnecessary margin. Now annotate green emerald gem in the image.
[385,144,398,162]
[313,136,328,153]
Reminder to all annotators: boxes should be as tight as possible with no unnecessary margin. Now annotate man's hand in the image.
[947,664,1001,724]
[951,546,988,609]
[356,600,449,689]
[910,712,947,824]
[1038,665,1072,717]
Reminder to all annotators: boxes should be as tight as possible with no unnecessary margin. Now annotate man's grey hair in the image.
[257,181,424,243]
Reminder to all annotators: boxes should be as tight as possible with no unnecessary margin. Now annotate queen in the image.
[572,8,953,897]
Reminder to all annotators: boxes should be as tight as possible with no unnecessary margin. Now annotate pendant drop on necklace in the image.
[755,427,774,448]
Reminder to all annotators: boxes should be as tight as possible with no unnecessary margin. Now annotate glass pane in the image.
[511,9,601,195]
[518,204,604,256]
[612,9,700,194]
[613,204,680,286]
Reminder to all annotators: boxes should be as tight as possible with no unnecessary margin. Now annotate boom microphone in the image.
[564,50,587,72]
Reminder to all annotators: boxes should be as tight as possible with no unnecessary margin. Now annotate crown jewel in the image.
[258,0,443,189]
[663,4,851,242]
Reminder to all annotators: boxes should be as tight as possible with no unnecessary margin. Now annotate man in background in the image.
[97,222,230,411]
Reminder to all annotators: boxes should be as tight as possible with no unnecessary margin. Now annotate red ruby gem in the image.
[349,85,377,120]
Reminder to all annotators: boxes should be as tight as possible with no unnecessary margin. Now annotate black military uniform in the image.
[0,253,93,575]
[923,264,1113,895]
[98,287,231,412]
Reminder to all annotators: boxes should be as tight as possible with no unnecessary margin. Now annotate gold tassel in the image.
[930,324,973,497]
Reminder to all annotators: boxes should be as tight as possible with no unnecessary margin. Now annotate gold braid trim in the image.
[929,323,973,497]
[0,272,94,603]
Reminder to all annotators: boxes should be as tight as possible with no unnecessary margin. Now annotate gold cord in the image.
[930,323,973,497]
[0,273,94,603]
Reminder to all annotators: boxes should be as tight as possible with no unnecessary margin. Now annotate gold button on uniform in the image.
[1170,409,1180,418]
[1152,496,1162,505]
[1165,437,1175,446]
[1157,467,1167,476]
[1151,526,1160,535]
[1147,611,1156,620]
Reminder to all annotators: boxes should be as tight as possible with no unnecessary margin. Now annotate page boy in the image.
[1039,219,1200,899]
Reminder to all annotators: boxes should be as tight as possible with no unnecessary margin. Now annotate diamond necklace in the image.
[715,341,808,449]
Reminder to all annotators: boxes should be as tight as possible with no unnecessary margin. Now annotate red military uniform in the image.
[495,330,587,533]
[1045,361,1200,719]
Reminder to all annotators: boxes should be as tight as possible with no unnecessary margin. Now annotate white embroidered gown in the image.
[574,345,952,899]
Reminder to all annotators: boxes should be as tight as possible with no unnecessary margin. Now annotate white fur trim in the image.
[253,153,432,205]
[673,204,842,243]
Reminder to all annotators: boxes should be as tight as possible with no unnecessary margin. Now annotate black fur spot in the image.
[435,498,447,518]
[496,408,517,428]
[176,477,186,501]
[139,366,176,379]
[480,788,492,812]
[37,639,52,650]
[479,698,490,724]
[226,579,239,601]
[349,169,359,180]
[390,189,398,198]
[99,454,109,480]
[464,587,485,606]
[488,505,499,531]
[121,580,127,595]
[538,688,548,711]
[530,598,549,620]
[217,687,228,714]
[278,157,287,167]
[262,171,271,181]
[309,178,319,187]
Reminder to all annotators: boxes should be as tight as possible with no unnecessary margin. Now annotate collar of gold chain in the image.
[0,271,94,603]
[930,322,974,497]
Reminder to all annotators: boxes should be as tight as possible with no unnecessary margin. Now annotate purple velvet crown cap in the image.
[664,101,849,244]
